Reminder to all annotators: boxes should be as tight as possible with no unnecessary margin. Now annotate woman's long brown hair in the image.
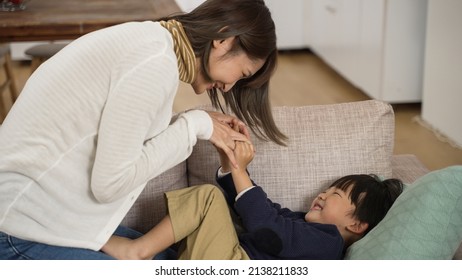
[165,0,287,145]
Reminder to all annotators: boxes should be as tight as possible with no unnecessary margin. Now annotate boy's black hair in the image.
[329,174,404,234]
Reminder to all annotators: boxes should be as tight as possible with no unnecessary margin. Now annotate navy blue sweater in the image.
[216,171,344,260]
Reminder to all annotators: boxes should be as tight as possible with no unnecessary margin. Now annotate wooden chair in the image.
[0,44,19,121]
[25,43,67,73]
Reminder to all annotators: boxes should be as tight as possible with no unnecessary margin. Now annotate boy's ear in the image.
[346,221,369,235]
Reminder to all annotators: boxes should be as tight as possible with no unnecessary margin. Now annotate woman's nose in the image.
[223,82,237,92]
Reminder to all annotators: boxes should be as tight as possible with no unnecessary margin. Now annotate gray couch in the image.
[121,100,462,259]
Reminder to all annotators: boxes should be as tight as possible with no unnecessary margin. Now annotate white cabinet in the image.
[264,0,307,49]
[308,0,427,103]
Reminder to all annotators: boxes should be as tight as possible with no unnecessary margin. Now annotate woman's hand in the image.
[207,111,251,139]
[207,111,250,169]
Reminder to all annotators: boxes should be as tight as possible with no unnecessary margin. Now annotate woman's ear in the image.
[212,36,236,52]
[346,221,369,235]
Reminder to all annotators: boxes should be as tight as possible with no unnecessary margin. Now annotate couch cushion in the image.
[345,165,462,259]
[120,162,188,233]
[187,100,394,212]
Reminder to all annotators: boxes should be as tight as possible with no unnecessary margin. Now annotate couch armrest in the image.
[391,154,430,184]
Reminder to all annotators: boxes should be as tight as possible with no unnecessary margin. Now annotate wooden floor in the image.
[3,50,462,170]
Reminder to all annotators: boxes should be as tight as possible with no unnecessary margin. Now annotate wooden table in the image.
[0,0,182,43]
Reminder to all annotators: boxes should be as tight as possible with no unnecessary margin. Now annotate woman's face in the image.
[191,37,265,94]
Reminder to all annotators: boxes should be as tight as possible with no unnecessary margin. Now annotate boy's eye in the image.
[333,192,342,197]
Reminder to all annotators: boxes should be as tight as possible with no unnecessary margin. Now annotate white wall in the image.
[422,0,462,147]
[174,0,204,12]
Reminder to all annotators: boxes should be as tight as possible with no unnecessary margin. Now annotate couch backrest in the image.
[187,100,395,212]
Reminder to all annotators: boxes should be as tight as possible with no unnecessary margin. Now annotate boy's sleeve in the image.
[235,186,301,229]
[216,169,238,208]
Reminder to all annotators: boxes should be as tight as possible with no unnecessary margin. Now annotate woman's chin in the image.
[190,84,203,95]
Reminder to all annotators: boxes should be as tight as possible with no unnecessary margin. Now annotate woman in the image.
[0,0,286,259]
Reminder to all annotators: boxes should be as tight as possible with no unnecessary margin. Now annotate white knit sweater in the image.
[0,21,212,250]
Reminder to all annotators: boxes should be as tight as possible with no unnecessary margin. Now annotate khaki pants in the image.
[165,184,250,260]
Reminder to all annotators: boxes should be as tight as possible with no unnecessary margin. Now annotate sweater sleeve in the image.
[91,46,212,203]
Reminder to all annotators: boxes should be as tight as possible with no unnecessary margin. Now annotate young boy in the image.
[102,141,403,260]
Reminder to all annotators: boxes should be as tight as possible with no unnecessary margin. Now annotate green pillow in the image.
[345,166,462,259]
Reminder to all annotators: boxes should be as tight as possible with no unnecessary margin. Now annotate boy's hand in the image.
[217,140,254,173]
[231,121,254,171]
[230,141,254,195]
[216,144,232,173]
[232,141,255,171]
